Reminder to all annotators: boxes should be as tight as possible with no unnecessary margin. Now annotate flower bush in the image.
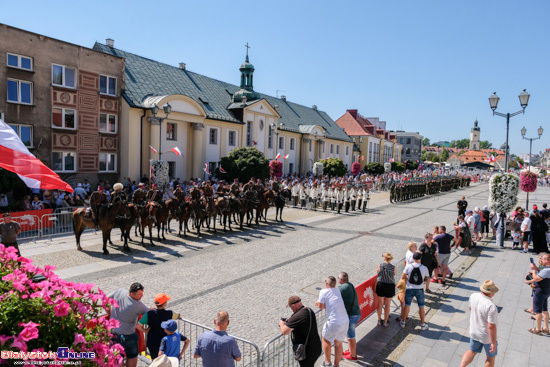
[488,173,519,213]
[150,160,169,189]
[0,245,124,366]
[520,171,537,193]
[351,162,361,175]
[269,160,283,178]
[313,162,324,177]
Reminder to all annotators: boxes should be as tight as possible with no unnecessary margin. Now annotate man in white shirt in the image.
[316,276,349,367]
[460,280,499,367]
[401,252,430,330]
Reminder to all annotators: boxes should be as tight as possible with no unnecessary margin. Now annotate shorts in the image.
[533,289,550,314]
[375,282,396,298]
[438,253,450,266]
[523,231,531,242]
[322,321,349,343]
[469,337,497,357]
[112,332,139,359]
[346,314,361,339]
[404,288,425,307]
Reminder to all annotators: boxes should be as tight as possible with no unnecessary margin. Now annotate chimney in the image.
[179,62,186,70]
[281,95,287,101]
[312,105,317,110]
[347,109,358,118]
[106,38,114,48]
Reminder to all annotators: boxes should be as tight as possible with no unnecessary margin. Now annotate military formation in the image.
[389,176,471,203]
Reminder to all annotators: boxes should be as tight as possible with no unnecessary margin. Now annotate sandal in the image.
[524,308,534,314]
[542,329,549,335]
[528,328,542,335]
[425,289,433,294]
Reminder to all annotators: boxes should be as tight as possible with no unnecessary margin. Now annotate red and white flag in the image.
[0,119,73,192]
[284,154,289,159]
[517,162,523,169]
[204,162,210,175]
[276,153,281,160]
[171,147,182,156]
[361,156,364,161]
[219,165,227,174]
[253,140,257,145]
[390,158,394,163]
[149,145,158,154]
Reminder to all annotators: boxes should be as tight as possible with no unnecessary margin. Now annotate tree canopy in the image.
[364,162,384,175]
[320,158,347,177]
[217,147,270,182]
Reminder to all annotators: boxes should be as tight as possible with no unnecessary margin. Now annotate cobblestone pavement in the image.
[23,183,501,363]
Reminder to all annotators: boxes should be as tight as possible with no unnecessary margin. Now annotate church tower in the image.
[469,120,480,150]
[232,43,260,103]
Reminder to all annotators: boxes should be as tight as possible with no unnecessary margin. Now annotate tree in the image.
[449,139,470,149]
[391,162,405,172]
[321,158,347,177]
[405,161,419,170]
[421,151,428,161]
[216,147,270,182]
[480,140,493,149]
[364,162,384,175]
[422,137,431,147]
[441,149,449,162]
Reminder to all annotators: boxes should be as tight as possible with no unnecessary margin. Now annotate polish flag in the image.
[390,158,394,163]
[361,156,364,161]
[490,155,496,162]
[219,165,227,173]
[149,145,158,154]
[284,154,289,159]
[0,119,73,192]
[517,162,523,169]
[276,153,281,159]
[253,140,257,145]
[204,162,210,174]
[171,147,182,156]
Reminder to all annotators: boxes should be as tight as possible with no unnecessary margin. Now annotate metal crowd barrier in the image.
[0,214,41,243]
[260,308,326,367]
[41,210,75,239]
[137,318,261,367]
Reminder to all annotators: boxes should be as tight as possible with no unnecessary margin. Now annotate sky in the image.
[2,0,549,156]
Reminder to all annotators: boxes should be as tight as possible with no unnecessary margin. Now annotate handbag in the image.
[292,308,312,361]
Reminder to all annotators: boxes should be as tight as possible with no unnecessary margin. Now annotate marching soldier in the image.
[299,183,307,210]
[344,185,351,213]
[291,181,300,207]
[336,186,344,214]
[321,185,330,212]
[350,185,357,211]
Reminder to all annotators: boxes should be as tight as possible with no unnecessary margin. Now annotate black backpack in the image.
[409,266,423,285]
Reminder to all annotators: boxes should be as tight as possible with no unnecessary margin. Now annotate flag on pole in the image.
[149,145,158,154]
[204,162,210,175]
[0,119,74,192]
[219,165,227,174]
[171,147,182,156]
[276,153,281,160]
[284,154,289,159]
[253,140,257,145]
[389,158,394,163]
[361,156,364,161]
[517,162,522,169]
[150,164,155,184]
[490,155,496,162]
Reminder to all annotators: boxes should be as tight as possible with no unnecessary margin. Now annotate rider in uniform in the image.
[132,183,147,205]
[147,183,163,203]
[111,182,127,204]
[89,186,107,225]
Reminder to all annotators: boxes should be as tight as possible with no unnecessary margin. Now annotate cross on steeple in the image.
[245,42,250,57]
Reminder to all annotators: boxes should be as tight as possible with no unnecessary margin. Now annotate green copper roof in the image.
[93,43,351,142]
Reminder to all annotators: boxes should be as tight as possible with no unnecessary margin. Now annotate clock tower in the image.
[469,120,480,150]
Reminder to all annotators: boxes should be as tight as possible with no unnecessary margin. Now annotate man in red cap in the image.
[137,293,180,360]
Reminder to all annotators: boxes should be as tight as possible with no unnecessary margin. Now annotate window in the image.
[168,161,176,178]
[346,146,349,155]
[99,153,116,172]
[7,53,32,71]
[209,128,218,145]
[288,163,294,174]
[330,144,334,154]
[290,138,295,150]
[99,75,116,95]
[8,124,33,147]
[52,64,76,88]
[52,152,75,172]
[406,138,411,144]
[268,127,273,149]
[246,121,252,146]
[228,130,236,146]
[7,79,32,104]
[166,123,176,140]
[99,114,117,133]
[278,136,284,150]
[52,108,76,129]
[336,145,340,154]
[309,140,312,152]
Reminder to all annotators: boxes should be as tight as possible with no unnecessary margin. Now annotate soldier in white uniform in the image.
[309,183,319,211]
[299,183,307,210]
[344,185,351,213]
[349,185,357,211]
[321,186,330,212]
[291,181,300,207]
[336,186,344,214]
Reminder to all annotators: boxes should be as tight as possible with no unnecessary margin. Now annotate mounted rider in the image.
[89,186,108,225]
[132,182,147,205]
[111,182,127,204]
[147,183,163,203]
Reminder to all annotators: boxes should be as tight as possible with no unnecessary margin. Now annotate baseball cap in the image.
[154,293,171,305]
[161,319,178,332]
[413,252,422,260]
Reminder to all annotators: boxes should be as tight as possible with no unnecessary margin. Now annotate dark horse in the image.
[73,201,129,254]
[274,188,291,221]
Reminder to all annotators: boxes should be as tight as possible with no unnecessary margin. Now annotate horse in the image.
[255,190,274,224]
[190,199,207,236]
[73,201,129,255]
[114,203,139,252]
[140,202,160,246]
[154,201,170,240]
[175,199,192,237]
[205,196,222,232]
[274,188,291,221]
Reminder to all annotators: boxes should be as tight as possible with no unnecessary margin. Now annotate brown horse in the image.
[140,202,159,246]
[205,196,222,232]
[115,203,139,252]
[255,190,274,224]
[73,201,129,254]
[190,199,207,236]
[274,188,291,221]
[174,200,192,237]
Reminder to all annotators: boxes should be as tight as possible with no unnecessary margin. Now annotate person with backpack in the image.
[401,252,430,330]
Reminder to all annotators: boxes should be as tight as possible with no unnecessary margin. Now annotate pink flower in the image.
[0,335,12,345]
[74,332,86,345]
[10,335,27,351]
[53,300,71,317]
[18,321,40,342]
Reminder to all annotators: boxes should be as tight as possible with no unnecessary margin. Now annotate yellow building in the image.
[94,42,353,181]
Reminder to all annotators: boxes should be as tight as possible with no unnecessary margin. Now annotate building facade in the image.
[94,42,353,181]
[394,131,423,162]
[0,24,125,186]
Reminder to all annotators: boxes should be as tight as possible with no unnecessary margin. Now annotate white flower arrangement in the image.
[488,173,519,213]
[150,160,170,189]
[313,162,324,176]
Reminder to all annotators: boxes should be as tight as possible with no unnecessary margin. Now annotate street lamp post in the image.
[270,121,285,158]
[488,89,530,248]
[150,103,172,160]
[520,126,544,209]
